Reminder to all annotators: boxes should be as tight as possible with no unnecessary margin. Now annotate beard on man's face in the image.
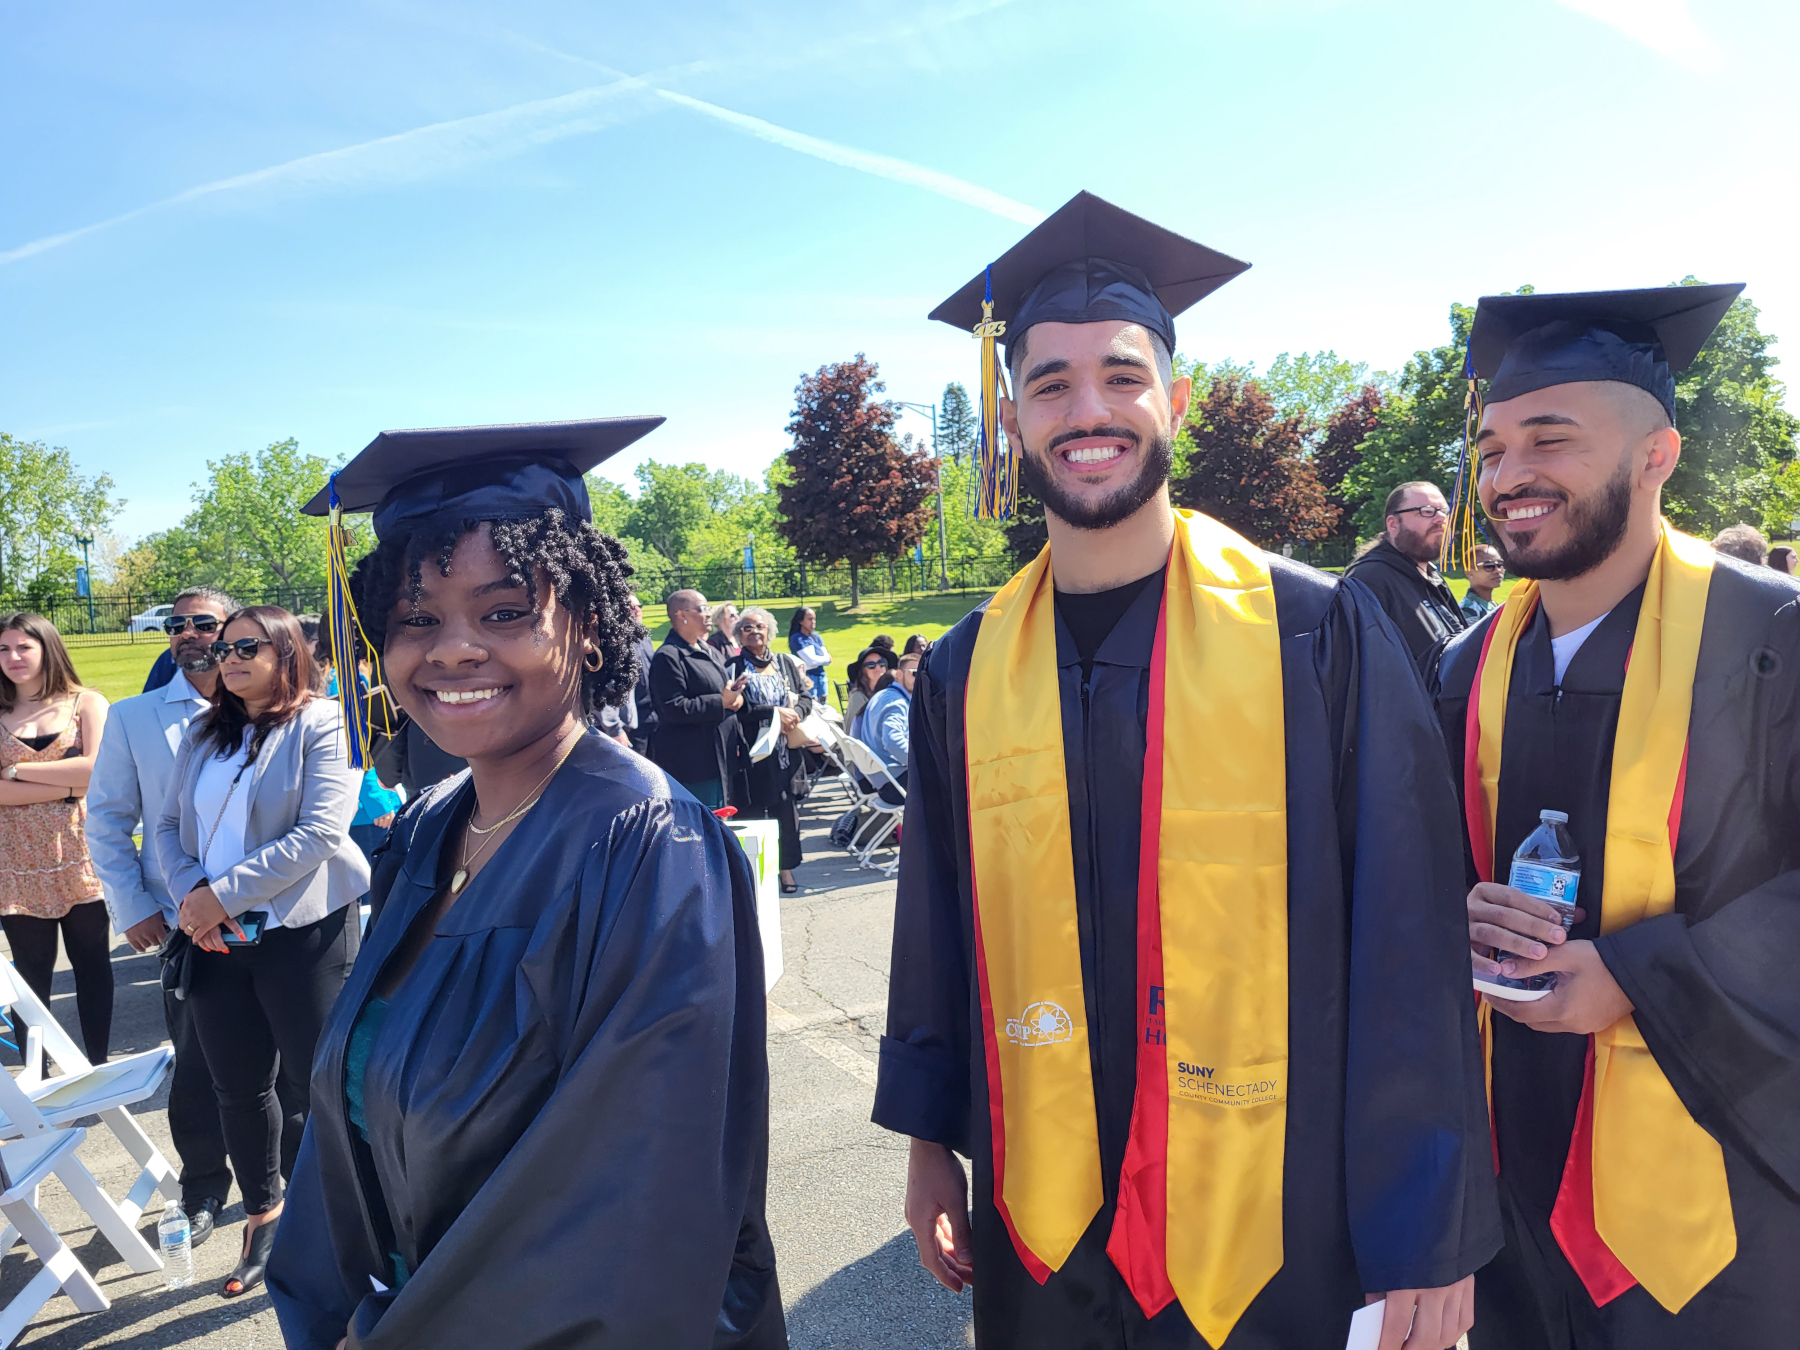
[1391,519,1444,564]
[1017,424,1174,533]
[1490,452,1635,582]
[174,636,217,673]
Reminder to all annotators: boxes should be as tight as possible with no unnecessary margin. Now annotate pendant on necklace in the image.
[450,868,469,894]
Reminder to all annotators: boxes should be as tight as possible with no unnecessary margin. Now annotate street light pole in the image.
[75,535,97,634]
[897,401,951,591]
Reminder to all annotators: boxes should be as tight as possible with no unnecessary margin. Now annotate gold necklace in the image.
[449,736,580,894]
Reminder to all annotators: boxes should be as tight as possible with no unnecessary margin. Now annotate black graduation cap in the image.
[928,191,1250,362]
[300,417,664,539]
[1468,284,1743,422]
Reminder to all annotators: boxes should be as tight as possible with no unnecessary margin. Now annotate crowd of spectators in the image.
[1,522,1788,1310]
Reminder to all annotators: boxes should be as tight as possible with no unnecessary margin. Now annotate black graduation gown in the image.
[874,558,1501,1350]
[267,732,786,1350]
[1428,557,1800,1350]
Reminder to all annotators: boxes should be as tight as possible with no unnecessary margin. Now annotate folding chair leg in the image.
[0,1197,109,1343]
[0,1221,18,1253]
[101,1105,180,1220]
[53,1156,163,1274]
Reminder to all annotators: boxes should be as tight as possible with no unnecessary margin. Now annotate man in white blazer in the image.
[86,585,236,1247]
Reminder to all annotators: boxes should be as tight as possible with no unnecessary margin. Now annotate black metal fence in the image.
[6,540,1358,647]
[3,557,1027,647]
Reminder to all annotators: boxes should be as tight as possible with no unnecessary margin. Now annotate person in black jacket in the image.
[1342,480,1467,665]
[648,589,744,808]
[626,593,656,757]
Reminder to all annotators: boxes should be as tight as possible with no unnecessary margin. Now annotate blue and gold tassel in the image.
[973,266,1015,520]
[1440,344,1484,576]
[325,477,388,768]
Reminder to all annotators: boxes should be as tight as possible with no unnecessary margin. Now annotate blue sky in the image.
[4,0,1796,543]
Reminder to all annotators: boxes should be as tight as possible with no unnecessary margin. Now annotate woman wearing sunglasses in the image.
[155,605,367,1299]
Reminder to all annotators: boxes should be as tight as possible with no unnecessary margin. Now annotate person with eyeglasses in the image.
[87,584,241,1249]
[1460,544,1506,622]
[155,604,367,1298]
[1343,480,1469,665]
[845,646,893,726]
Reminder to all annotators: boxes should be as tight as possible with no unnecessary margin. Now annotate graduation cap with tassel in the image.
[1445,282,1746,573]
[930,191,1250,521]
[303,417,667,767]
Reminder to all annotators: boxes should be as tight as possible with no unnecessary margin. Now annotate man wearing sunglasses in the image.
[1461,545,1506,623]
[86,586,239,1250]
[1343,480,1468,665]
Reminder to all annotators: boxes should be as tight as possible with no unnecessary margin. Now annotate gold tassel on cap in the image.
[974,266,1016,520]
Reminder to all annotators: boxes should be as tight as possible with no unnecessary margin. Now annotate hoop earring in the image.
[583,648,602,672]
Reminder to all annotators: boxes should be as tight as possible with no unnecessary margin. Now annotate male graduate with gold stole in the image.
[1427,284,1800,1349]
[873,191,1501,1350]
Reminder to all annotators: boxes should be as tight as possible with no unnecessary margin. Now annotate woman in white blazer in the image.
[155,605,367,1299]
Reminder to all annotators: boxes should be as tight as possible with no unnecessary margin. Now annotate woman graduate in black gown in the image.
[268,419,785,1350]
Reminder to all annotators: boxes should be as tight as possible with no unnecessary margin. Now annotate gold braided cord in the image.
[1440,377,1484,576]
[974,270,1016,520]
[326,502,393,768]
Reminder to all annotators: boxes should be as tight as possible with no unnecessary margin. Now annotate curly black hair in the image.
[347,509,645,720]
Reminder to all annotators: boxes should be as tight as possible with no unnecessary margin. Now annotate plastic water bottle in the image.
[158,1200,193,1289]
[1493,809,1581,994]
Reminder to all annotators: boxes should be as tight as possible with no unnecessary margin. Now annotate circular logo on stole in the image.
[1006,1001,1074,1047]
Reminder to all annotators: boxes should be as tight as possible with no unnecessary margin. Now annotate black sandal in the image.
[780,878,800,894]
[223,1215,279,1298]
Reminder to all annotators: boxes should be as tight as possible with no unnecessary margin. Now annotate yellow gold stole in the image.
[1469,521,1734,1311]
[964,509,1287,1344]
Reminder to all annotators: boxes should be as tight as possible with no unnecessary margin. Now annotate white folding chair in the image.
[0,1127,114,1342]
[837,736,907,877]
[0,962,176,1241]
[803,722,863,811]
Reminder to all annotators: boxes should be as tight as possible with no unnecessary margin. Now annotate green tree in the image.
[0,433,121,595]
[1663,281,1800,535]
[125,439,363,605]
[1340,302,1477,539]
[625,461,757,563]
[777,355,936,608]
[939,383,977,463]
[199,440,349,606]
[1173,376,1338,545]
[1256,351,1384,438]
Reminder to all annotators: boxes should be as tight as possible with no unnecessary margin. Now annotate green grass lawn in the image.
[67,565,1543,712]
[68,641,164,704]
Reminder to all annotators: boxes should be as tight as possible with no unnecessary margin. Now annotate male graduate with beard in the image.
[873,191,1500,1350]
[1427,284,1800,1349]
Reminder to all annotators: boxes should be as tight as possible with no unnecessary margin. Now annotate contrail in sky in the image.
[0,72,680,266]
[0,0,1031,265]
[655,89,1045,226]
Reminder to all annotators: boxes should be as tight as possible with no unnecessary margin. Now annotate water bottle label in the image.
[1509,860,1579,914]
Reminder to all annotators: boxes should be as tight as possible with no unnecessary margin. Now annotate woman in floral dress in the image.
[0,613,112,1061]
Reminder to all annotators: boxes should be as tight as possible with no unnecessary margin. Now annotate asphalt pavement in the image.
[0,787,972,1349]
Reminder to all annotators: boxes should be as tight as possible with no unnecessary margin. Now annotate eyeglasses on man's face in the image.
[210,637,273,662]
[164,614,222,635]
[1393,504,1449,521]
[1475,559,1506,573]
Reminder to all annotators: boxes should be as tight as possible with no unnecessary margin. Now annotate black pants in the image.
[743,791,802,871]
[162,973,232,1208]
[3,901,114,1063]
[188,906,359,1215]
